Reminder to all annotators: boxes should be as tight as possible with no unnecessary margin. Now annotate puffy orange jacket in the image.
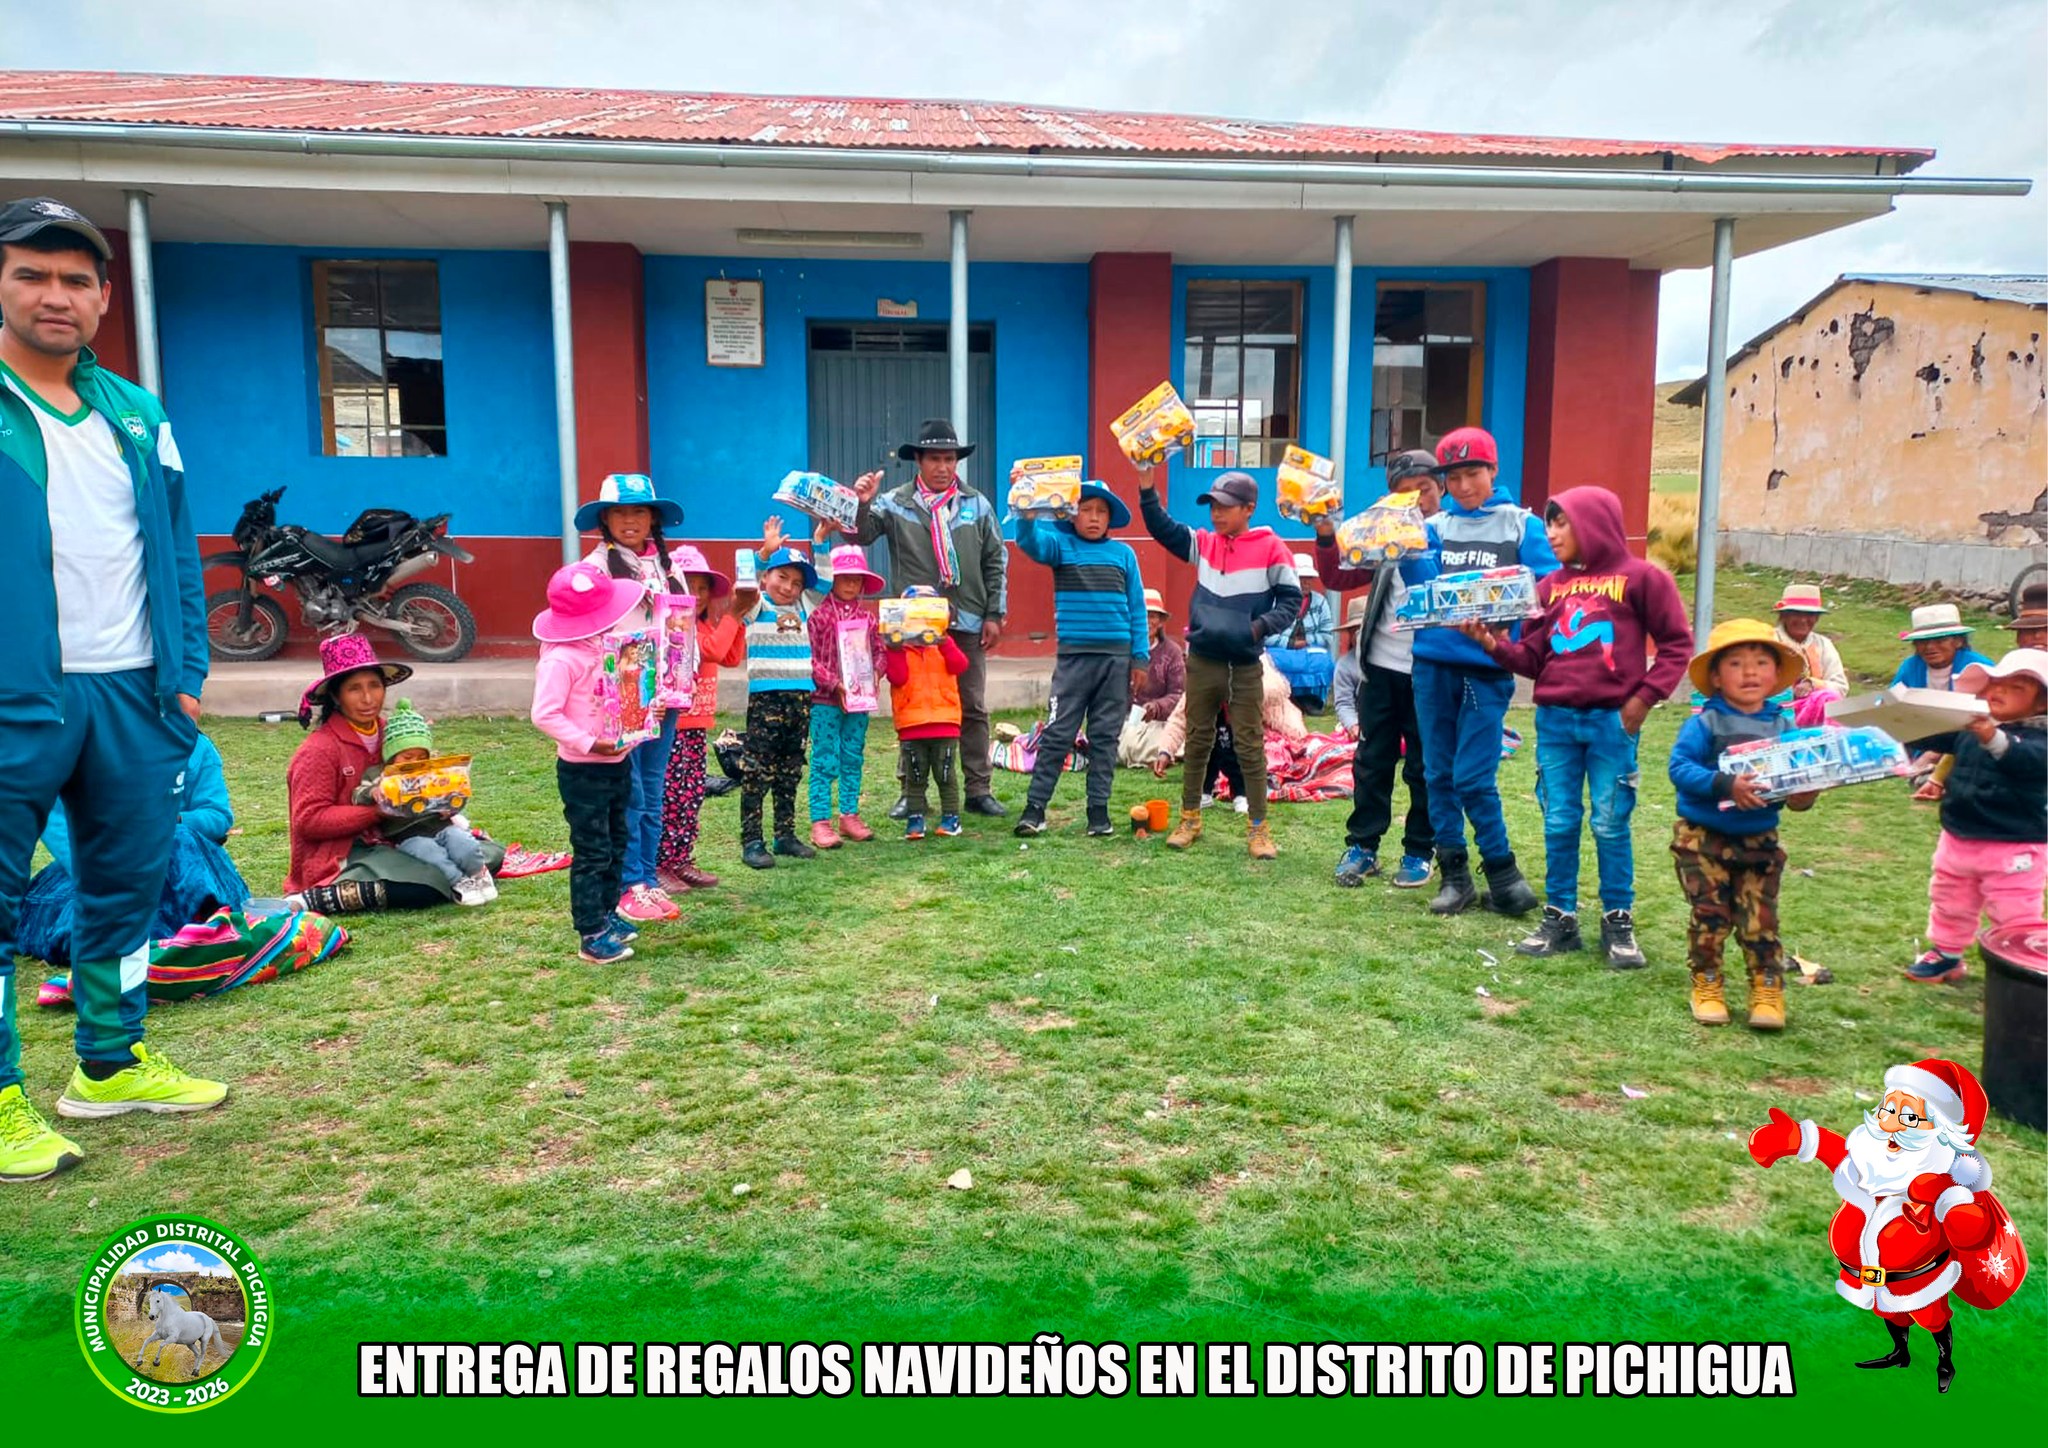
[884,636,968,737]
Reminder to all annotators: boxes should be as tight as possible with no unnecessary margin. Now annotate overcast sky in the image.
[10,0,2044,377]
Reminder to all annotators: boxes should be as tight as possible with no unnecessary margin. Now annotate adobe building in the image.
[0,71,1984,650]
[1676,274,2046,592]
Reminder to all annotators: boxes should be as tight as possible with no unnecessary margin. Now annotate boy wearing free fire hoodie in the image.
[1468,486,1694,966]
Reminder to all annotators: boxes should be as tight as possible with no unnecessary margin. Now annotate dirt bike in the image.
[204,487,478,663]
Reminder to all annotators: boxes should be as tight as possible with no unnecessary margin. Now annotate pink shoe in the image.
[643,885,683,920]
[810,819,843,850]
[616,886,668,923]
[838,813,874,843]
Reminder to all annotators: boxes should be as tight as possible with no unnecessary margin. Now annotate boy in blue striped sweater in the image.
[1012,480,1150,837]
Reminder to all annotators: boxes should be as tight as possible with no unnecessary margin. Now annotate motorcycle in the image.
[204,487,479,663]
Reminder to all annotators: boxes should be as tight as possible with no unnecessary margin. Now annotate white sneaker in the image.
[453,874,491,907]
[1200,793,1216,809]
[1233,796,1250,815]
[479,875,500,903]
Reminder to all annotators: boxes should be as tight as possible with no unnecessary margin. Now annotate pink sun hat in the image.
[825,544,887,597]
[297,632,412,727]
[667,542,732,598]
[532,560,650,643]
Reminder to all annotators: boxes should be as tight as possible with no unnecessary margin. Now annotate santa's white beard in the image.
[1846,1119,1956,1196]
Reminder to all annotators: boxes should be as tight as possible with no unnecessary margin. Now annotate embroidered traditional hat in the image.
[1687,618,1804,697]
[896,418,976,461]
[574,473,684,533]
[383,698,433,756]
[825,544,886,597]
[298,633,413,727]
[667,542,732,599]
[1900,603,1973,641]
[1773,583,1830,614]
[532,560,650,643]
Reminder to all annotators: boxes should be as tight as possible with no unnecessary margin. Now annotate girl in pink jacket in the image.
[531,560,658,964]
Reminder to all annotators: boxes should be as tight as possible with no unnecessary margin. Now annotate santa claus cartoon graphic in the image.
[1750,1057,2028,1393]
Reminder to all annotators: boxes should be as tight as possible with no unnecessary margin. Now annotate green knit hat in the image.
[384,698,433,757]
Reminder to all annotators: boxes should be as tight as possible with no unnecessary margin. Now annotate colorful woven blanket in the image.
[35,905,348,1007]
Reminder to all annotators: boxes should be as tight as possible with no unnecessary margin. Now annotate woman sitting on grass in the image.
[284,635,500,914]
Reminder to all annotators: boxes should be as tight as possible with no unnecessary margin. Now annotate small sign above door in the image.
[706,278,765,367]
[876,299,918,319]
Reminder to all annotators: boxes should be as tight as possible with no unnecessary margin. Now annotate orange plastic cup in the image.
[1146,798,1170,831]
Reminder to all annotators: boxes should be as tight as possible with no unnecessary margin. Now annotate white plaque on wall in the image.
[705,278,765,367]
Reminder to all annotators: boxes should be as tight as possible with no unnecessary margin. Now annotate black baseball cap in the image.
[1386,449,1439,485]
[0,197,113,261]
[1195,471,1259,508]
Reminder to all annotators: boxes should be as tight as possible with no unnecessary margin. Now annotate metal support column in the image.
[948,209,970,440]
[123,189,162,396]
[1329,215,1355,485]
[546,201,580,565]
[1692,217,1736,634]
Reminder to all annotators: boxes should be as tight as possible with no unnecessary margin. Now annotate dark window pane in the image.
[322,265,381,328]
[1370,285,1484,463]
[1424,287,1475,342]
[316,259,448,459]
[380,263,440,328]
[1184,280,1300,458]
[323,329,384,386]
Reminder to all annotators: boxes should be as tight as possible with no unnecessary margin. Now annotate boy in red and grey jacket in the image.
[1139,469,1301,859]
[1466,485,1694,966]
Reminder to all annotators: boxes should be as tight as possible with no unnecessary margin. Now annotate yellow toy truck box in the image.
[879,596,953,648]
[1109,382,1195,467]
[1274,445,1341,522]
[1007,455,1084,520]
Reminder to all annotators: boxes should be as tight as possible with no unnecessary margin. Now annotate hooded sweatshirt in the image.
[1399,480,1558,671]
[1138,488,1301,664]
[1486,486,1694,710]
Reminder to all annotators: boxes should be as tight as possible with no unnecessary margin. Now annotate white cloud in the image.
[11,0,2044,382]
[132,1246,234,1275]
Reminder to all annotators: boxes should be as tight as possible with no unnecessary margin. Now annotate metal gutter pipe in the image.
[949,209,969,448]
[1329,215,1355,486]
[1693,218,1736,635]
[546,200,579,566]
[1,121,2030,198]
[123,188,161,395]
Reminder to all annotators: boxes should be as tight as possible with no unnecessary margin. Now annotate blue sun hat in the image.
[574,473,684,533]
[1065,480,1131,530]
[757,546,819,592]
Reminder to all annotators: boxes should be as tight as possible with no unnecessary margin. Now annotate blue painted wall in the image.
[645,256,1089,539]
[155,243,559,537]
[1167,264,1530,534]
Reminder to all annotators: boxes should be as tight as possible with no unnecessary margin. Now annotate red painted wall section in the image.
[570,241,649,497]
[1522,257,1659,548]
[94,227,140,382]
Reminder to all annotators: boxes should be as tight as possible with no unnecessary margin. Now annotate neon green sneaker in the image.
[56,1045,228,1119]
[0,1083,85,1182]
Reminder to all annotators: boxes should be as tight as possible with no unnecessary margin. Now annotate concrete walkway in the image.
[203,655,1058,719]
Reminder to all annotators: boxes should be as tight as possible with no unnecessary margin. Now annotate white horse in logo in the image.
[135,1286,227,1379]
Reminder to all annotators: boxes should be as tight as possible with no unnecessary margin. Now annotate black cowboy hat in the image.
[896,417,976,461]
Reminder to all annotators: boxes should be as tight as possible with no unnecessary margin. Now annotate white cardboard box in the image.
[1825,684,1987,740]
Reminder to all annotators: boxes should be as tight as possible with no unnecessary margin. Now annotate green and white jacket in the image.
[0,346,208,723]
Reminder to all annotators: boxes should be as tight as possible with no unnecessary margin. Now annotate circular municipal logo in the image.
[75,1214,272,1412]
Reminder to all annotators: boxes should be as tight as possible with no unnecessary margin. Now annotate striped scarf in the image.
[916,482,961,587]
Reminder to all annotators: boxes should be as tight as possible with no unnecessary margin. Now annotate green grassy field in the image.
[8,566,2042,1427]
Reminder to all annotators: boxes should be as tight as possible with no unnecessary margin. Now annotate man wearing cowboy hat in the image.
[0,197,224,1183]
[850,418,1011,816]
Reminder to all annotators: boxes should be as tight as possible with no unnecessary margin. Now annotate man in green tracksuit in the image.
[850,418,1010,816]
[0,197,227,1184]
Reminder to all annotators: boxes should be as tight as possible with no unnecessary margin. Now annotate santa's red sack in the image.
[1951,1189,2028,1310]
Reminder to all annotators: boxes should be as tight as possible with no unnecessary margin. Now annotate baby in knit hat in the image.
[357,699,496,906]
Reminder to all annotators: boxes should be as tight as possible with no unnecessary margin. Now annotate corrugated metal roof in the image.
[1842,273,2048,306]
[0,70,1936,168]
[1671,272,2047,404]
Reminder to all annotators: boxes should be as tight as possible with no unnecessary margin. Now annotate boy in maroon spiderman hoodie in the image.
[1463,485,1693,967]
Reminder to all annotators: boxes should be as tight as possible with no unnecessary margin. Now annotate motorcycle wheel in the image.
[387,582,478,663]
[205,589,290,662]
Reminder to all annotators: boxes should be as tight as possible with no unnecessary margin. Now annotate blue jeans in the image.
[623,711,678,889]
[809,704,871,820]
[1411,660,1515,862]
[1533,705,1640,915]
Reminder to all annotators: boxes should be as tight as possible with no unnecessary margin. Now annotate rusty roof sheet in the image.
[0,70,1935,169]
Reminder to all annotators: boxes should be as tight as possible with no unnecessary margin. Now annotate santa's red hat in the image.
[1883,1058,1986,1141]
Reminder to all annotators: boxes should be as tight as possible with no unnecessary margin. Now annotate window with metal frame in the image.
[1183,280,1302,468]
[313,260,447,457]
[1370,281,1484,464]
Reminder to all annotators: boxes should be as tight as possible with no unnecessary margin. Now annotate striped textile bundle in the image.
[36,906,348,1008]
[1265,732,1358,803]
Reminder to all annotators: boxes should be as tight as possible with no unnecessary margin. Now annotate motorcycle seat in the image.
[295,531,388,571]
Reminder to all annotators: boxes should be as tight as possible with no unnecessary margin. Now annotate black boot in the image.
[1516,906,1583,957]
[1855,1319,1911,1371]
[1933,1324,1954,1393]
[1429,853,1478,915]
[1480,854,1540,916]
